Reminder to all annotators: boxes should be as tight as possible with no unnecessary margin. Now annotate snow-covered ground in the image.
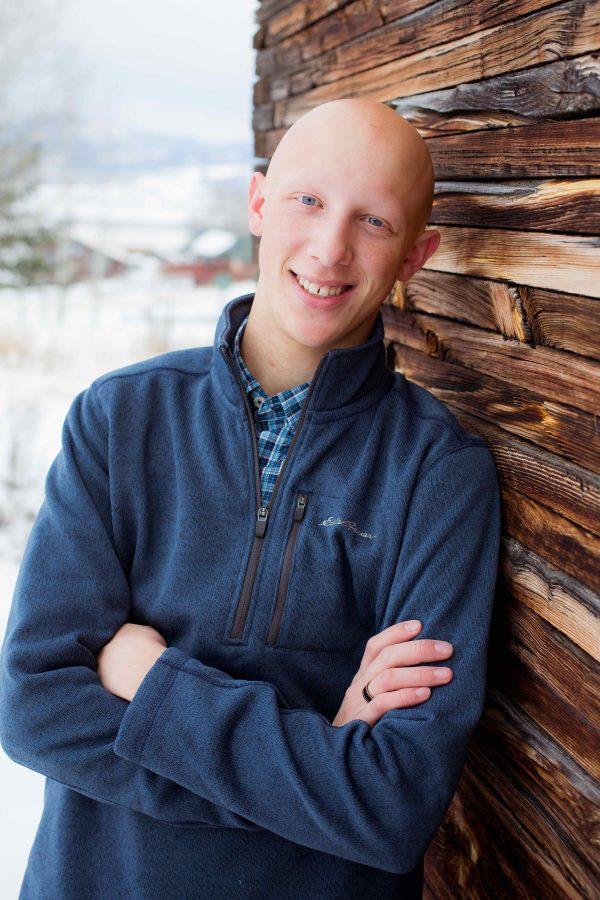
[0,267,256,897]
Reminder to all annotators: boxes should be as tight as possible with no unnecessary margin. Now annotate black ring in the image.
[362,681,373,703]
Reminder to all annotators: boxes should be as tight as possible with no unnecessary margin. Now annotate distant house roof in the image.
[66,225,134,265]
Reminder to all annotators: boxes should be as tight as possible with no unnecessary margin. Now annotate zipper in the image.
[265,492,307,647]
[220,343,327,640]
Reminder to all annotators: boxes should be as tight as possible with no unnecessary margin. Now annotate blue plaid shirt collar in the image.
[232,314,310,428]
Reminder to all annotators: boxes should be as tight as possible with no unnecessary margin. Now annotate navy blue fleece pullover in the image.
[0,292,501,899]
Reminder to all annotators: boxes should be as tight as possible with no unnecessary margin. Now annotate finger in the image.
[370,664,453,694]
[357,638,454,691]
[357,687,432,727]
[360,620,423,670]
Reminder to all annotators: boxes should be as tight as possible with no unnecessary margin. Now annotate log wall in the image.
[252,1,600,896]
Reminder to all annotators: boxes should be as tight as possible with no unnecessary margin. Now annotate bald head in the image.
[265,98,435,253]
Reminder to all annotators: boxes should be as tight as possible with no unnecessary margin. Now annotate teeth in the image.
[294,272,349,297]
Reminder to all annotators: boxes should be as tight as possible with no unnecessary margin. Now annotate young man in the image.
[0,99,501,899]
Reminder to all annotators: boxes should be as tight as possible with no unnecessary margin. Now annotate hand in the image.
[332,620,453,728]
[96,622,168,702]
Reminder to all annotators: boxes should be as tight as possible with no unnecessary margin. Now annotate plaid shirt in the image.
[233,314,310,508]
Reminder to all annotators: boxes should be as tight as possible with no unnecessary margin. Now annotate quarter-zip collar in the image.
[212,292,394,418]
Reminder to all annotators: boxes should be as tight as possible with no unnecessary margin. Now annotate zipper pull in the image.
[255,505,269,537]
[294,493,307,521]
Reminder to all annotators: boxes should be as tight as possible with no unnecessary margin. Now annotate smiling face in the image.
[248,99,440,354]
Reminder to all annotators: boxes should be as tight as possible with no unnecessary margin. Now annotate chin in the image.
[286,313,350,350]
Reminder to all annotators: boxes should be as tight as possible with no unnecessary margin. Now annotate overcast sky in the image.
[10,0,260,145]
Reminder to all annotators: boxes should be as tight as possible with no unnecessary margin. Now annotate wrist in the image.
[131,645,168,701]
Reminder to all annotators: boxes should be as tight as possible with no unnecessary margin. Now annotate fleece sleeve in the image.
[112,442,502,874]
[0,383,261,831]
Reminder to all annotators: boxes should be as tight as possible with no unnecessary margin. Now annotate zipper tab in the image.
[294,494,307,522]
[255,506,269,537]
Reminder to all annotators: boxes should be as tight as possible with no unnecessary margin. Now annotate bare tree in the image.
[0,0,75,286]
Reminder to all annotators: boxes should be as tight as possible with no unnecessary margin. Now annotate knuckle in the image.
[425,639,439,659]
[413,640,426,663]
[379,670,393,692]
[372,694,387,715]
[378,645,391,665]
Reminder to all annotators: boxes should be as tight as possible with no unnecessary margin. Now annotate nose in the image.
[306,216,353,270]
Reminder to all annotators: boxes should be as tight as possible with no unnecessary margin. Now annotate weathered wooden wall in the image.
[252,2,600,896]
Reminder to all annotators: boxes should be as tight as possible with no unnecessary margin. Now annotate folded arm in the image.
[0,383,261,831]
[113,443,502,873]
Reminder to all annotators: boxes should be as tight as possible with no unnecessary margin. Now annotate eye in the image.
[297,194,319,207]
[365,216,388,230]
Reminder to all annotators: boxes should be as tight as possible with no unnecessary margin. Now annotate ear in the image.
[395,229,441,283]
[248,171,267,238]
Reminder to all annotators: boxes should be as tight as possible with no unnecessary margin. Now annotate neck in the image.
[238,294,380,398]
[239,303,322,397]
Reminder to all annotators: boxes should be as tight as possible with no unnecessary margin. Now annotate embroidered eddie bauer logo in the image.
[318,516,374,540]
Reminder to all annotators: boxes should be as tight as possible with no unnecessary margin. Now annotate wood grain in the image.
[255,1,599,122]
[427,691,600,897]
[442,408,600,536]
[389,53,600,136]
[499,536,600,665]
[390,271,600,361]
[388,340,600,475]
[430,179,600,234]
[382,304,600,413]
